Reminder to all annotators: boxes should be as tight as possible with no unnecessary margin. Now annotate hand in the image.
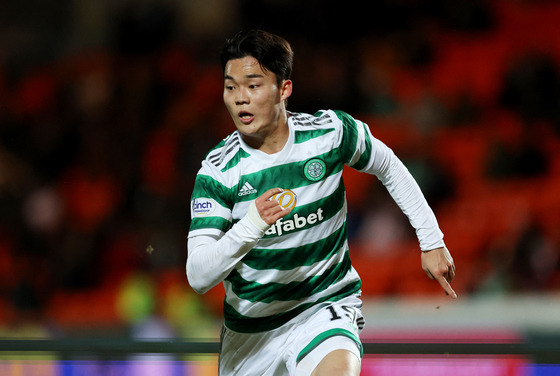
[255,188,292,225]
[421,247,457,298]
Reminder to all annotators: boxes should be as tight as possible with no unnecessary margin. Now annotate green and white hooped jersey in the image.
[189,109,441,333]
[189,110,368,333]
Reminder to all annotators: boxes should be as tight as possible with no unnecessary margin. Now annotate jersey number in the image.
[327,305,354,321]
[327,305,365,330]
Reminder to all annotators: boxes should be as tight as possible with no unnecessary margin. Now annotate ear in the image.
[280,80,293,102]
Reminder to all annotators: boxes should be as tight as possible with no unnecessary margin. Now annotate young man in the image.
[187,30,456,376]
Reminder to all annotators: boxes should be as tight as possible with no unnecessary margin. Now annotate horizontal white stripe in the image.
[239,239,348,285]
[224,267,360,318]
[190,197,232,221]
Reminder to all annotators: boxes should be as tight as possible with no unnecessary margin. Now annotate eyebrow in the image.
[224,73,265,80]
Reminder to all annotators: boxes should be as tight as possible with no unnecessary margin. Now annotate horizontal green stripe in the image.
[245,222,347,270]
[227,251,352,304]
[221,148,251,172]
[235,149,345,203]
[190,174,233,209]
[294,128,335,144]
[189,216,231,233]
[224,279,362,333]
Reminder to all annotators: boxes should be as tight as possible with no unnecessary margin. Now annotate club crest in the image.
[303,158,326,181]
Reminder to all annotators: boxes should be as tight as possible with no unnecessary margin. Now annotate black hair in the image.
[219,29,294,84]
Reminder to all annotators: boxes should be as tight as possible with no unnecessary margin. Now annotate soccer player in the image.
[187,29,456,376]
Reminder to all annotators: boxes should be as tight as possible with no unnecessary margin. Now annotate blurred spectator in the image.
[510,220,559,292]
[499,52,560,129]
[485,114,549,179]
[404,156,456,210]
[356,201,412,256]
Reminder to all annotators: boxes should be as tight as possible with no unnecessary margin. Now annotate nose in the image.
[235,88,249,105]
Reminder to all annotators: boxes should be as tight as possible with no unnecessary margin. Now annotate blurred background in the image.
[0,0,560,373]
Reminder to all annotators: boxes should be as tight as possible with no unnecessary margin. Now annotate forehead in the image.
[224,56,273,80]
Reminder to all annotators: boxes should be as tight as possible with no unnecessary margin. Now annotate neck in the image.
[243,112,290,154]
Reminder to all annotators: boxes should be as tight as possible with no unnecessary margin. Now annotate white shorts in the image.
[219,295,365,376]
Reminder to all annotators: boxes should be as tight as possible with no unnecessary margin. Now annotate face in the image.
[223,56,292,147]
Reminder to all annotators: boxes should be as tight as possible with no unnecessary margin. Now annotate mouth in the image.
[238,111,254,124]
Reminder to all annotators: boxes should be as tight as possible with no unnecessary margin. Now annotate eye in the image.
[249,84,260,89]
[225,85,235,91]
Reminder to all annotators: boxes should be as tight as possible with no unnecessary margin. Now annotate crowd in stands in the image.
[0,0,559,337]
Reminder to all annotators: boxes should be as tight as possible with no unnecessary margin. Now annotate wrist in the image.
[421,241,446,252]
[247,201,271,232]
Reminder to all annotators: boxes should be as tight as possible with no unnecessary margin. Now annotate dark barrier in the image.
[1,335,559,362]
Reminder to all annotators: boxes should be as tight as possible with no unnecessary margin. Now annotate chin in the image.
[236,122,259,134]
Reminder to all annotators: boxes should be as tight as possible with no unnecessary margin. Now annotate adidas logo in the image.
[238,182,258,196]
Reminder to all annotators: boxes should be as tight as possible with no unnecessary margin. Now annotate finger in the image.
[255,189,284,210]
[258,188,284,202]
[436,275,457,299]
[447,267,455,282]
[447,261,456,281]
[259,201,284,218]
[439,265,454,282]
[261,198,282,210]
[270,206,293,221]
[256,191,284,213]
[260,206,292,227]
[259,197,293,222]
